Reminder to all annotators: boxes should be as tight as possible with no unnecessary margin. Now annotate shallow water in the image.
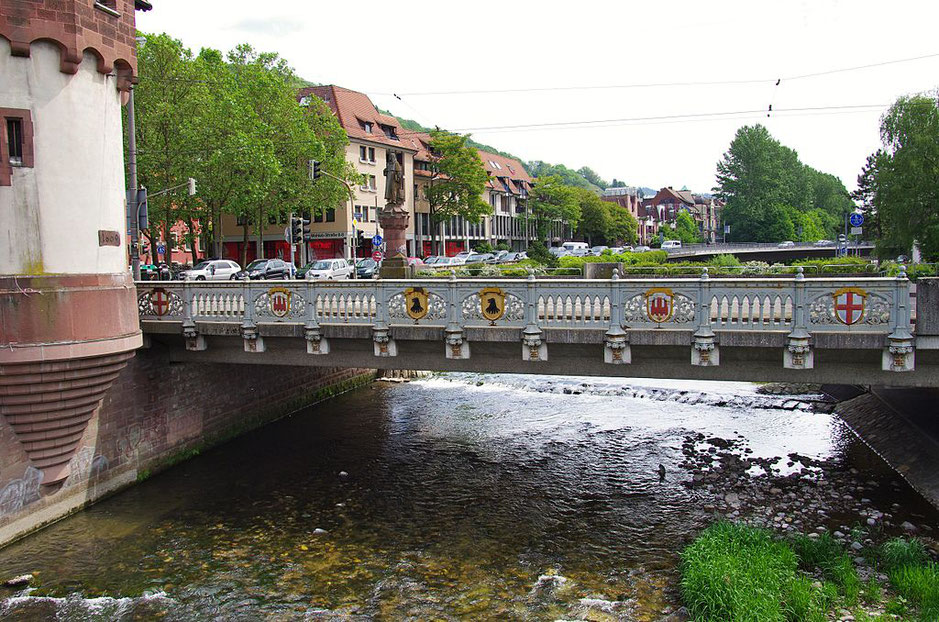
[0,374,934,620]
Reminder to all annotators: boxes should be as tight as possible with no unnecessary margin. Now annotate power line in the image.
[383,52,939,97]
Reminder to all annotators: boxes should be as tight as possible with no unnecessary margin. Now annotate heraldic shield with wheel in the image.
[267,287,292,318]
[645,287,674,323]
[833,287,866,325]
[480,287,506,323]
[405,287,429,321]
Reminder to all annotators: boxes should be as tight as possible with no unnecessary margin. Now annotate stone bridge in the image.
[137,270,939,387]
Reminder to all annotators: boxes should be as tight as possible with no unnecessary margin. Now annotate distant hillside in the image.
[380,110,531,173]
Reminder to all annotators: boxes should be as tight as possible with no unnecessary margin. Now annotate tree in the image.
[577,166,608,190]
[528,161,602,192]
[575,188,611,245]
[854,92,939,260]
[714,124,852,242]
[674,211,702,244]
[527,175,580,241]
[424,130,490,255]
[607,204,638,245]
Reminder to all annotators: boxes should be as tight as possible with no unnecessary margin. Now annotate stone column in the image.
[378,204,410,278]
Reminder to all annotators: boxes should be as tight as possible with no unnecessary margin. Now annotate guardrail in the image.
[136,268,917,371]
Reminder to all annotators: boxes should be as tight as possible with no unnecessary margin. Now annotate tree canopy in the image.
[714,124,852,242]
[130,33,355,265]
[853,93,939,260]
[424,130,490,254]
[527,175,580,240]
[528,161,604,192]
[574,188,637,245]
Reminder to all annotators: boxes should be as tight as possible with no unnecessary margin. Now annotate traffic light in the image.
[310,160,322,180]
[187,177,197,196]
[301,216,311,241]
[356,229,365,247]
[291,216,303,244]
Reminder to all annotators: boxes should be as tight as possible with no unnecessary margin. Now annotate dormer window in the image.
[362,121,373,134]
[299,96,311,107]
[380,124,398,140]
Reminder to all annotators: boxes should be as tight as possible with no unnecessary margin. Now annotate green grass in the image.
[680,522,802,621]
[889,560,939,620]
[881,537,930,572]
[791,533,861,605]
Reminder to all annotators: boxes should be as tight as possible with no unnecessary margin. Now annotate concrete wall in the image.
[0,346,374,547]
[0,40,127,275]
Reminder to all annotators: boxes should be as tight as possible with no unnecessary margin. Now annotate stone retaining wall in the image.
[0,344,373,547]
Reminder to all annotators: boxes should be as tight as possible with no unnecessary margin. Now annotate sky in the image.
[137,0,939,194]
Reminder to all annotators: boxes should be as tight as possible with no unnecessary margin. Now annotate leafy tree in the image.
[715,124,852,242]
[577,166,608,190]
[674,211,702,244]
[528,161,602,192]
[854,93,939,260]
[527,175,580,241]
[424,130,490,255]
[575,188,611,245]
[607,204,638,245]
[610,179,627,188]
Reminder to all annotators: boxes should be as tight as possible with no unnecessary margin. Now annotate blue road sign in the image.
[371,234,383,246]
[156,243,166,254]
[849,212,864,227]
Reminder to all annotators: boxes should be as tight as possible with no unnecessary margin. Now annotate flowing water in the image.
[0,374,935,621]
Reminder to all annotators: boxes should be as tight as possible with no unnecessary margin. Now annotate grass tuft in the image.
[881,537,929,572]
[889,561,939,620]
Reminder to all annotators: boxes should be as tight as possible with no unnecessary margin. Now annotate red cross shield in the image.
[151,288,170,317]
[268,287,291,318]
[645,287,674,323]
[833,287,866,325]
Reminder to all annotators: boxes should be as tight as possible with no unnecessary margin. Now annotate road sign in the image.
[372,234,383,246]
[156,243,166,254]
[849,212,864,227]
[851,226,863,236]
[352,217,358,228]
[372,251,383,262]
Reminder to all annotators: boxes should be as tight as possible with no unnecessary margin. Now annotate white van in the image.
[661,240,682,250]
[561,242,588,253]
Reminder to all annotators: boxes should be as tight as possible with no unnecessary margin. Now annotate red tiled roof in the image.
[477,150,532,183]
[298,85,416,152]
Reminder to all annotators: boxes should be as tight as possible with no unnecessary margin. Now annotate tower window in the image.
[7,119,23,165]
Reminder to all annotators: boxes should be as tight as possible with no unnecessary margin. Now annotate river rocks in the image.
[312,528,328,535]
[901,520,917,532]
[3,574,32,588]
[528,572,570,603]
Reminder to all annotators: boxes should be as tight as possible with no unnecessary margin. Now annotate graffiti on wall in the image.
[0,467,43,517]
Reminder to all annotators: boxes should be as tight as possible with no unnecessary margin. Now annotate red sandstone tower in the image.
[0,1,150,485]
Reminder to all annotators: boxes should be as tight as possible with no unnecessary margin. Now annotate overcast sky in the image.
[138,1,939,194]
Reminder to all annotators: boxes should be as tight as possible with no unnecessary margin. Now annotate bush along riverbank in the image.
[681,522,939,621]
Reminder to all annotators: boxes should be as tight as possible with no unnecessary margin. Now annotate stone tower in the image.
[0,1,150,485]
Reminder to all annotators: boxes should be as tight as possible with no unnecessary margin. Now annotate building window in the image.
[362,121,373,134]
[6,119,23,166]
[93,0,120,16]
[368,175,377,191]
[360,146,368,161]
[380,124,398,140]
[325,208,336,223]
[368,147,375,162]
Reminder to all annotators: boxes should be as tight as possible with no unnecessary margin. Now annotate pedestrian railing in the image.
[136,267,916,371]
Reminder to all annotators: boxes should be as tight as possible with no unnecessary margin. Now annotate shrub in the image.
[712,253,742,267]
[526,241,558,267]
[473,241,494,254]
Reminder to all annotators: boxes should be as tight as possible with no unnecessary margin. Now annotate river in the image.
[1,374,936,620]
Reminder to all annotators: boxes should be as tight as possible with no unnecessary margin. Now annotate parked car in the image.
[490,250,509,263]
[465,252,493,264]
[633,245,652,252]
[503,251,528,262]
[179,259,242,281]
[453,251,472,262]
[661,240,682,250]
[448,255,467,265]
[588,245,610,256]
[561,242,588,253]
[244,258,291,280]
[777,240,796,248]
[355,258,379,279]
[813,239,834,247]
[303,258,353,280]
[406,257,424,268]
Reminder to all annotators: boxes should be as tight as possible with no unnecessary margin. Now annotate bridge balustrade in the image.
[135,267,916,372]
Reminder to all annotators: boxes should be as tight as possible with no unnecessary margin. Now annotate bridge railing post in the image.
[522,269,546,361]
[180,281,206,351]
[691,268,718,366]
[604,269,630,364]
[444,270,469,359]
[304,279,328,355]
[884,265,914,371]
[372,279,396,357]
[241,279,264,353]
[785,267,813,369]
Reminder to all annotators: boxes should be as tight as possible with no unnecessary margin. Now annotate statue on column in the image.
[378,150,411,277]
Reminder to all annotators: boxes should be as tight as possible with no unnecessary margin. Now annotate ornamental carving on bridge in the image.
[138,287,183,317]
[255,288,306,320]
[623,291,695,324]
[389,288,446,323]
[809,289,890,326]
[461,289,524,324]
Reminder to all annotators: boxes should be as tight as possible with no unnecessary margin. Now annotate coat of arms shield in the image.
[833,287,866,326]
[268,287,291,318]
[405,287,429,321]
[479,287,506,323]
[645,287,674,323]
